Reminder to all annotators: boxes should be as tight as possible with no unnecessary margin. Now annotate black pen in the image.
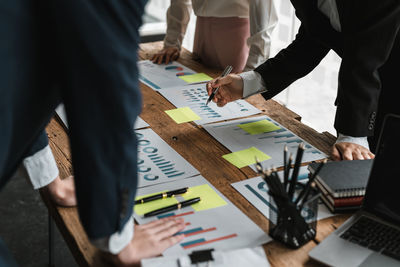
[295,159,327,206]
[143,197,201,217]
[135,187,188,204]
[206,65,233,105]
[288,143,305,200]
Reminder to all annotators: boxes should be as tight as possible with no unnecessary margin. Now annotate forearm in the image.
[164,0,192,49]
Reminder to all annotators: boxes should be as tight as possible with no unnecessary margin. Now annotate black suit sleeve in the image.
[334,0,400,136]
[255,24,330,100]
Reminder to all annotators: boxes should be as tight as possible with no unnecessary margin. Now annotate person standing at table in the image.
[151,0,278,73]
[207,0,400,161]
[0,1,185,266]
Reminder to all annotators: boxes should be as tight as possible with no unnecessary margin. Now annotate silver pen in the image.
[206,65,233,105]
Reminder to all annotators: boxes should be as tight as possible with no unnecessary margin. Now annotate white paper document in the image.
[141,246,270,267]
[136,128,199,188]
[231,171,333,222]
[55,104,149,130]
[133,175,271,256]
[134,117,149,129]
[159,85,261,125]
[138,60,197,90]
[203,115,327,169]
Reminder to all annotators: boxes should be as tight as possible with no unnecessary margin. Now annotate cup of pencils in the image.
[255,144,326,248]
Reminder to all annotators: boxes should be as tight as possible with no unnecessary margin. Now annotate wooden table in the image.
[41,42,351,267]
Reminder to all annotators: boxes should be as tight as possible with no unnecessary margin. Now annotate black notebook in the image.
[308,160,373,198]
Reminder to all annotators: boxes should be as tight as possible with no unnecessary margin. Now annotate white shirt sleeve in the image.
[239,71,268,98]
[164,0,192,50]
[245,0,278,71]
[335,133,370,150]
[23,145,59,190]
[90,217,134,254]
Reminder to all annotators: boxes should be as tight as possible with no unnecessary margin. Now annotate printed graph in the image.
[136,128,199,187]
[159,85,260,125]
[203,115,327,169]
[133,175,271,256]
[232,174,333,222]
[138,60,196,90]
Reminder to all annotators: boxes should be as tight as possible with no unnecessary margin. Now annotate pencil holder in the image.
[268,182,319,248]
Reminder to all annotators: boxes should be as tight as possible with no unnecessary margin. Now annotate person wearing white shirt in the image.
[151,0,278,73]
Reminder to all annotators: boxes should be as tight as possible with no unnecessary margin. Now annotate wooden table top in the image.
[41,41,351,267]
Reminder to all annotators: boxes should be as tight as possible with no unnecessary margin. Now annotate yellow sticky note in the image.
[238,120,280,135]
[182,184,227,211]
[179,73,213,83]
[165,107,201,124]
[134,191,178,215]
[222,147,271,168]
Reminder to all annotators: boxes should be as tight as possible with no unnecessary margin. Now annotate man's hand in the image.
[112,218,186,266]
[331,142,375,161]
[46,175,77,207]
[151,47,180,64]
[206,74,244,107]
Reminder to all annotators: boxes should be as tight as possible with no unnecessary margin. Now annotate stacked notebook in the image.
[308,160,373,213]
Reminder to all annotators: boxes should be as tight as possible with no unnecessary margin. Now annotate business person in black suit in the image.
[0,1,185,265]
[207,0,400,161]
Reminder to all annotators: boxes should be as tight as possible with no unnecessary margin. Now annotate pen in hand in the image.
[206,65,233,106]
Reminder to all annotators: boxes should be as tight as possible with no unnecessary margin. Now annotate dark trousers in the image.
[0,1,147,264]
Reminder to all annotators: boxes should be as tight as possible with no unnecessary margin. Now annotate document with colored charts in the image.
[159,85,261,125]
[134,117,149,130]
[203,115,327,169]
[136,128,199,188]
[138,60,198,90]
[231,169,333,222]
[55,104,150,130]
[133,175,271,256]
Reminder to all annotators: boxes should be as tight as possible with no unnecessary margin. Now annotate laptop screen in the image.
[363,114,400,224]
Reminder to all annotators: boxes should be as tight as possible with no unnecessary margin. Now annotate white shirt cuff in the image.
[90,217,134,255]
[23,145,59,190]
[335,133,370,150]
[239,71,267,99]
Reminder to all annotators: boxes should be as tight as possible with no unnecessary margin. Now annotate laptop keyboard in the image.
[340,216,400,261]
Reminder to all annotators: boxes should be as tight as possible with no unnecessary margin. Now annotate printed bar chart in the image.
[136,128,199,188]
[159,85,261,125]
[203,115,327,169]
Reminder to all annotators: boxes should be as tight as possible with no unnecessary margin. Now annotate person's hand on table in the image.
[151,47,180,64]
[331,142,375,161]
[111,217,186,266]
[206,74,244,107]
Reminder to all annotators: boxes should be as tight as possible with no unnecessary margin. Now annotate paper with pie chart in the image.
[136,128,200,188]
[159,85,261,125]
[138,60,198,90]
[133,175,271,256]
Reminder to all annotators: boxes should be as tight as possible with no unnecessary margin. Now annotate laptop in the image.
[309,114,400,267]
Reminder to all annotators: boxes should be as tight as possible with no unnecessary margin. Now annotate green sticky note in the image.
[222,147,271,168]
[134,191,178,216]
[179,73,213,83]
[165,107,201,124]
[238,120,280,135]
[182,184,227,211]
